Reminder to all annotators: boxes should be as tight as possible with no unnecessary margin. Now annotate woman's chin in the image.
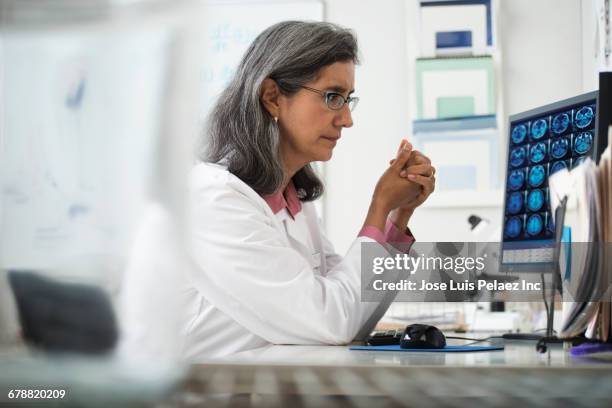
[306,146,335,163]
[318,149,334,162]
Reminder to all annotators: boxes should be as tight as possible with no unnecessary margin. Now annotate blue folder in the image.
[350,345,504,352]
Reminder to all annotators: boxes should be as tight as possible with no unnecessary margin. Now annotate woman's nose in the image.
[336,104,353,128]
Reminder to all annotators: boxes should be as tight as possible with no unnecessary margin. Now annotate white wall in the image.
[499,0,585,113]
[322,0,410,251]
[582,0,599,90]
[323,0,590,254]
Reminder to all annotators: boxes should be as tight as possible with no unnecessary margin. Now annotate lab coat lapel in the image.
[283,213,309,248]
[279,211,322,274]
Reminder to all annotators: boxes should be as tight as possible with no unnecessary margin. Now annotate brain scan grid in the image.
[504,101,596,242]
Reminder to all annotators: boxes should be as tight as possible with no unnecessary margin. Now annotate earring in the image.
[274,116,278,123]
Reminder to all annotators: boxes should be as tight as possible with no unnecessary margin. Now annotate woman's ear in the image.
[260,78,280,119]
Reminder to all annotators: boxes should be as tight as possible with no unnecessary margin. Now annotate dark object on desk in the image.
[8,270,118,354]
[491,301,505,312]
[351,344,504,352]
[536,335,584,353]
[502,333,544,341]
[366,329,402,346]
[400,324,446,349]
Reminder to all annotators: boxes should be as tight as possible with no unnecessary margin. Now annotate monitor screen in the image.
[500,91,598,272]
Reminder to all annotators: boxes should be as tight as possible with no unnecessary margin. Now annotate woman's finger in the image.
[423,178,435,194]
[394,140,412,163]
[391,144,414,171]
[407,173,435,189]
[390,156,424,167]
[408,151,431,165]
[402,164,434,177]
[423,177,435,194]
[397,139,409,155]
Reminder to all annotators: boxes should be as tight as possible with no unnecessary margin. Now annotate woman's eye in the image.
[327,94,344,108]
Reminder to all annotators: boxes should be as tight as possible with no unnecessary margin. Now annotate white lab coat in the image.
[181,162,396,360]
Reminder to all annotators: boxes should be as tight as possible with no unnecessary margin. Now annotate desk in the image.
[177,341,612,408]
[2,341,612,407]
[201,341,579,367]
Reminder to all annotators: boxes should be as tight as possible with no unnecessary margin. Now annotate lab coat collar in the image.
[261,181,302,219]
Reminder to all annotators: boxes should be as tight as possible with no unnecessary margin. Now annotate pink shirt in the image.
[261,181,303,219]
[262,181,415,247]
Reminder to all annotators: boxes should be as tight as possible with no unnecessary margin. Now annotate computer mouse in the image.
[400,324,446,349]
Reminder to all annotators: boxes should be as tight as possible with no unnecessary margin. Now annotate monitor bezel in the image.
[499,90,599,273]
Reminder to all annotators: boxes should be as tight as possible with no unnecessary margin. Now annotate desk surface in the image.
[3,341,612,407]
[183,341,612,407]
[200,340,610,368]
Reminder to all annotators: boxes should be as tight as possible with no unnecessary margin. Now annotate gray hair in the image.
[201,21,359,200]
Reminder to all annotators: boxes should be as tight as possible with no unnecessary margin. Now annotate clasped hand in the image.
[374,139,436,215]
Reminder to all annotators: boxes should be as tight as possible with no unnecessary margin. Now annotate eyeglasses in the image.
[300,86,359,112]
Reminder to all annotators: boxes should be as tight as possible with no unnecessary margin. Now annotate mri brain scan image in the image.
[512,124,527,144]
[530,118,548,140]
[507,192,523,214]
[527,189,545,212]
[529,142,547,163]
[551,138,569,159]
[510,146,526,167]
[573,131,593,155]
[574,106,594,129]
[526,214,544,236]
[550,160,568,174]
[528,165,546,188]
[552,112,570,135]
[505,97,596,242]
[508,169,525,190]
[505,216,522,238]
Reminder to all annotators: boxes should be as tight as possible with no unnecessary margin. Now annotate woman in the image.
[183,21,435,359]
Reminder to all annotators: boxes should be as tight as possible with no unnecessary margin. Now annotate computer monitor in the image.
[500,91,599,272]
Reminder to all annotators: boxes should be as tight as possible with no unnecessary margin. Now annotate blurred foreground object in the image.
[0,0,203,405]
[0,0,203,355]
[9,271,118,353]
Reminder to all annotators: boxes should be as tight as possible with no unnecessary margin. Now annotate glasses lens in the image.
[326,93,345,110]
[348,97,359,112]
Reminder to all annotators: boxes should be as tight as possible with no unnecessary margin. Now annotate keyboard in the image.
[366,329,402,346]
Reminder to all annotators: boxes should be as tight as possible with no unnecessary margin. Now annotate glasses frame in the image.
[300,85,359,112]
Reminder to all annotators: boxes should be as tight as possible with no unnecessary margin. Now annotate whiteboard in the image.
[199,0,324,118]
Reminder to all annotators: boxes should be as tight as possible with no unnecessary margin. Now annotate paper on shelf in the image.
[419,4,487,57]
